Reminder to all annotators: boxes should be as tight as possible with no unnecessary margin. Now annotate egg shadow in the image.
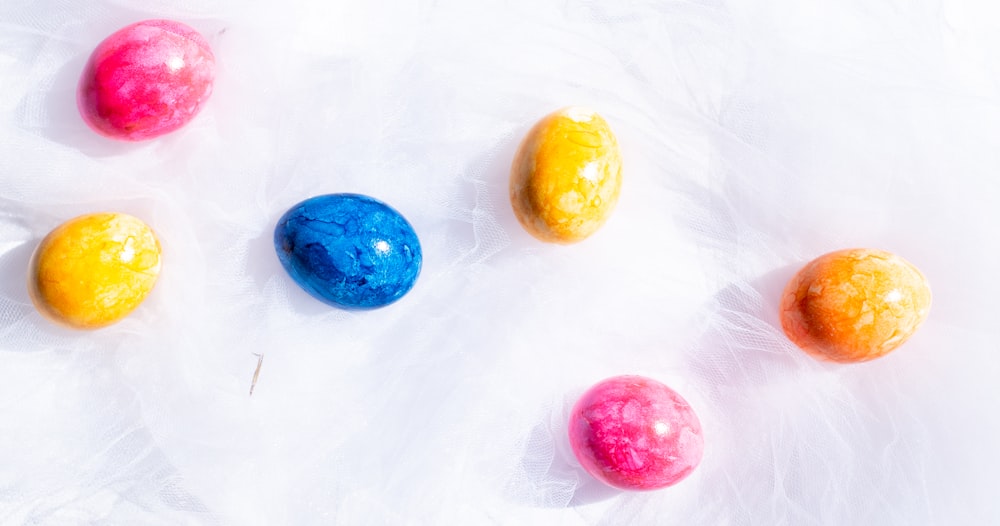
[476,127,545,253]
[243,225,347,319]
[0,235,84,347]
[37,54,139,158]
[0,204,41,305]
[568,474,623,506]
[684,262,808,389]
[0,240,36,306]
[679,262,823,494]
[425,129,538,271]
[753,262,800,330]
[0,205,97,345]
[507,407,623,509]
[244,222,281,288]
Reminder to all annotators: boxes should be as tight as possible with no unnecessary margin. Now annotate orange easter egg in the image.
[780,248,931,363]
[510,107,622,243]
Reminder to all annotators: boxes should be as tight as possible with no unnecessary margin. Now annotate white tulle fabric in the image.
[2,0,999,524]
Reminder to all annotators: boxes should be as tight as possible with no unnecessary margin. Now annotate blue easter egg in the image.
[274,194,422,309]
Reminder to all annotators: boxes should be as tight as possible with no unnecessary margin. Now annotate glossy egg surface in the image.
[29,213,162,329]
[780,248,932,363]
[510,107,622,243]
[78,19,215,141]
[274,194,422,309]
[568,375,704,491]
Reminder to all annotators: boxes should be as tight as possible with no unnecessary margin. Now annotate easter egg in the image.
[28,213,162,329]
[274,194,422,309]
[78,19,215,141]
[510,107,622,243]
[780,248,932,363]
[568,375,704,491]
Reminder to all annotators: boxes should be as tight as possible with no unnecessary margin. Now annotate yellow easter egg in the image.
[510,107,622,243]
[28,213,161,329]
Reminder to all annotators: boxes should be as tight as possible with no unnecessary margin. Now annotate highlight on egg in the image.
[568,375,704,491]
[510,106,622,244]
[77,19,216,141]
[28,213,162,330]
[780,248,932,363]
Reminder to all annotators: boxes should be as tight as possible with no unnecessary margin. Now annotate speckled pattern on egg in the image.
[28,213,162,329]
[780,248,932,363]
[510,107,622,244]
[77,19,215,141]
[274,194,422,310]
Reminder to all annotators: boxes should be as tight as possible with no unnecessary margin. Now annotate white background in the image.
[1,0,999,524]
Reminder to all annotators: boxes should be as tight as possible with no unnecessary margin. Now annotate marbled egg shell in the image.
[569,375,704,491]
[510,107,622,243]
[78,19,215,141]
[29,213,162,329]
[780,248,932,363]
[274,194,422,309]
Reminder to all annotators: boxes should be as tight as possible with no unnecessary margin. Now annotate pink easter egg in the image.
[77,19,215,141]
[568,375,704,491]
